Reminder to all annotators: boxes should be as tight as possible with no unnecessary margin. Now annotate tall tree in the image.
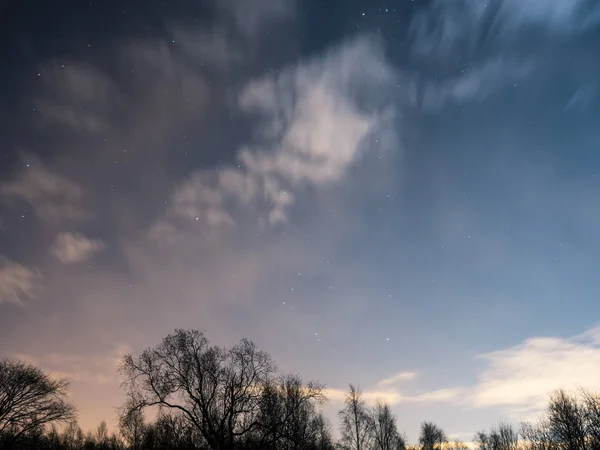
[419,422,447,450]
[338,384,373,450]
[371,402,405,450]
[0,359,76,440]
[120,329,276,450]
[119,406,145,450]
[254,374,326,449]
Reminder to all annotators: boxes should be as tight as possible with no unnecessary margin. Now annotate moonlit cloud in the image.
[152,36,398,240]
[2,0,600,441]
[471,325,600,417]
[53,232,105,263]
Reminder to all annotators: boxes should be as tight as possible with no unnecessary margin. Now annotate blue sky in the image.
[1,0,600,443]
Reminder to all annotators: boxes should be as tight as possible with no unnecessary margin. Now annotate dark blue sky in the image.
[2,0,600,442]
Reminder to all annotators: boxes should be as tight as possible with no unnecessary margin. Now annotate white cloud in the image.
[53,232,105,263]
[0,257,41,306]
[324,381,461,406]
[470,326,600,417]
[0,154,87,223]
[238,36,396,186]
[378,371,419,386]
[152,36,398,242]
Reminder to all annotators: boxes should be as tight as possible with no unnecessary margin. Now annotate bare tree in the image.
[580,388,600,450]
[120,329,276,450]
[338,384,373,450]
[0,359,76,440]
[119,406,145,450]
[306,413,335,450]
[477,423,519,450]
[547,389,587,450]
[61,420,85,450]
[97,420,109,447]
[521,420,558,450]
[371,401,405,450]
[255,373,326,449]
[419,422,447,450]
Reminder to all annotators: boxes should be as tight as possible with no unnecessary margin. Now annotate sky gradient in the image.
[2,0,600,443]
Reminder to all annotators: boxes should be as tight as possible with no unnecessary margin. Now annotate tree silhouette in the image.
[371,402,405,450]
[120,329,277,450]
[419,422,446,450]
[0,359,76,441]
[338,384,373,450]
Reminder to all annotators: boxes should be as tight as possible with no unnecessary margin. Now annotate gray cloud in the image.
[0,257,41,306]
[34,63,118,133]
[0,154,87,223]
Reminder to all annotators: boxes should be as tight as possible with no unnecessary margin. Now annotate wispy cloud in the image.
[378,371,419,386]
[0,257,41,306]
[151,36,398,244]
[0,154,87,223]
[53,232,105,263]
[410,0,600,62]
[34,63,118,133]
[421,57,533,110]
[325,377,462,406]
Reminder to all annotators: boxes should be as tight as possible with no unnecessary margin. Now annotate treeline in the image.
[2,329,600,450]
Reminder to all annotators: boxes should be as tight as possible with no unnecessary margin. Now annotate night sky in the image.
[2,0,600,442]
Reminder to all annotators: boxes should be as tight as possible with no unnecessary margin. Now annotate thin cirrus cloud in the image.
[0,257,41,306]
[52,232,105,263]
[405,0,600,113]
[410,0,600,60]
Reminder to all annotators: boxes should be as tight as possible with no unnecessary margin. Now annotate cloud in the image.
[378,371,419,386]
[0,154,87,223]
[53,232,105,263]
[565,84,597,112]
[470,325,600,417]
[410,0,600,62]
[219,0,295,36]
[13,344,130,385]
[151,36,398,242]
[0,257,41,306]
[34,63,118,133]
[420,57,533,110]
[324,380,462,406]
